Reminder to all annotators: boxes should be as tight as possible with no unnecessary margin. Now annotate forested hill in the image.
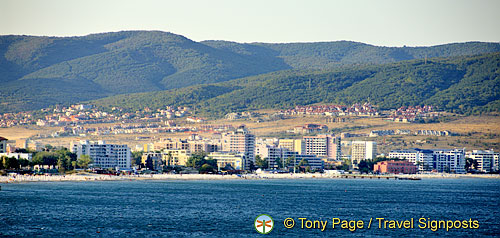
[1,30,500,113]
[91,53,500,117]
[203,40,500,69]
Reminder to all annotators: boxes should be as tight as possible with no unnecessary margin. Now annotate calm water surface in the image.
[1,178,499,237]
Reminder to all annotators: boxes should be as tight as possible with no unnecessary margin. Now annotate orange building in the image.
[373,160,417,174]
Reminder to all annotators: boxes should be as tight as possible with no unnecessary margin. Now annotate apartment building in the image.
[466,150,499,173]
[71,140,131,169]
[278,139,305,154]
[351,141,377,168]
[222,125,255,169]
[303,134,341,161]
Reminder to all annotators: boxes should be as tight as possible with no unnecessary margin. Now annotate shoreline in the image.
[1,173,500,184]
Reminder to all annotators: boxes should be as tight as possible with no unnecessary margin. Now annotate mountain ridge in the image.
[91,53,500,117]
[1,30,500,113]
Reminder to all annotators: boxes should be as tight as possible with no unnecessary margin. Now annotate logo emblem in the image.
[254,214,274,234]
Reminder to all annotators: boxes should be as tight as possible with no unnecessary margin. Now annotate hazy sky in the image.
[1,0,499,46]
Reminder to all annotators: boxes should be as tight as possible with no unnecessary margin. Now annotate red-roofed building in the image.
[373,160,417,174]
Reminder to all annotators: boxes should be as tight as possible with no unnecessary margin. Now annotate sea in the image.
[1,178,499,237]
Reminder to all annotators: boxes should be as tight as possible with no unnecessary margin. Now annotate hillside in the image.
[1,30,500,113]
[92,53,500,117]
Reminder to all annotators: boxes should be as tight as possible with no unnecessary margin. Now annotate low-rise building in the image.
[293,124,329,134]
[164,149,191,167]
[373,160,417,174]
[466,150,499,173]
[432,149,466,174]
[208,151,244,171]
[389,148,465,174]
[141,152,164,170]
[389,148,434,172]
[0,152,32,161]
[285,152,324,170]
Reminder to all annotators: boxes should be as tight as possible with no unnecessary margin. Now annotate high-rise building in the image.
[71,140,131,169]
[303,134,341,161]
[351,141,377,168]
[222,125,255,169]
[278,139,305,154]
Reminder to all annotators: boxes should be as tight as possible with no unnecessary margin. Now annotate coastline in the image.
[1,173,499,183]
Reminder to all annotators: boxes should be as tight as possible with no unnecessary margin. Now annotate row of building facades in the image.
[28,126,498,174]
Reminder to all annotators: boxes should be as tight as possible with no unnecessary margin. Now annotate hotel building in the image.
[303,134,341,161]
[351,141,377,168]
[222,125,255,169]
[278,139,305,154]
[71,140,131,169]
[389,148,466,174]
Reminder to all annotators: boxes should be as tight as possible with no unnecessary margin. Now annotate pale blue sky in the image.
[1,0,499,46]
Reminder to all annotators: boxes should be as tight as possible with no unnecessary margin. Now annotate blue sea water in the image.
[1,178,499,237]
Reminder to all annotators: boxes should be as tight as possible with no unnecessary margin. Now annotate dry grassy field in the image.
[1,114,498,154]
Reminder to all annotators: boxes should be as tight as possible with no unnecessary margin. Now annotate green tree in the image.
[77,155,93,169]
[18,158,30,169]
[199,164,216,173]
[274,157,282,169]
[285,156,296,167]
[295,158,310,173]
[186,151,209,168]
[57,157,66,173]
[464,158,479,172]
[2,156,19,170]
[248,161,256,171]
[305,166,312,173]
[358,160,371,174]
[255,155,268,169]
[131,151,143,167]
[32,151,59,167]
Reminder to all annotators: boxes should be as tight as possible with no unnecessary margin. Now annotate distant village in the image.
[3,102,491,177]
[1,103,443,129]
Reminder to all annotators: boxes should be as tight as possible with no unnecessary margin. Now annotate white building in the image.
[389,148,434,172]
[390,148,465,174]
[466,150,499,173]
[255,143,323,170]
[351,141,377,168]
[222,125,255,169]
[208,151,245,171]
[255,143,287,164]
[0,153,33,161]
[71,140,131,169]
[432,149,466,174]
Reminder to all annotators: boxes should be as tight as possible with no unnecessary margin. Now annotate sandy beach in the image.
[1,172,499,183]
